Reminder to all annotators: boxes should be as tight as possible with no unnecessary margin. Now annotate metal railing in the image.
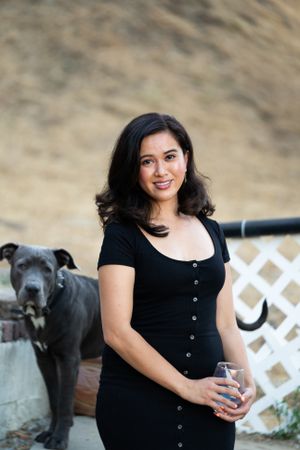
[222,216,300,238]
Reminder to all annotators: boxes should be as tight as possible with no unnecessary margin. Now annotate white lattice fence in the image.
[228,233,300,434]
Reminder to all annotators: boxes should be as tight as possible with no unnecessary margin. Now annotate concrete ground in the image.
[30,416,102,450]
[30,416,297,450]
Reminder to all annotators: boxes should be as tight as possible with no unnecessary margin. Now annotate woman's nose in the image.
[154,161,167,176]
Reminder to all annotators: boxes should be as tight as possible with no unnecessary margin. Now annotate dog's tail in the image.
[236,299,268,331]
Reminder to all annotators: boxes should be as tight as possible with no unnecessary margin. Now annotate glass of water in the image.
[213,361,245,406]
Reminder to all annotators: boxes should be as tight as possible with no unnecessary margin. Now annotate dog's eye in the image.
[43,266,53,274]
[17,263,27,271]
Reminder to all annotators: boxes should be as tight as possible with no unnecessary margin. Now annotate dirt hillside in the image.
[0,0,299,274]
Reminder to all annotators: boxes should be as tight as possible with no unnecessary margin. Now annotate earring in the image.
[184,171,187,183]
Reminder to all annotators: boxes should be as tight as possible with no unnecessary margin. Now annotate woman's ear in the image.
[184,150,189,165]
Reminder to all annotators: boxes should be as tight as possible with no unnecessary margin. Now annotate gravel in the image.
[0,418,48,450]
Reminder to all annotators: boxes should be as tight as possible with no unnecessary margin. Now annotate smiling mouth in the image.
[154,180,172,189]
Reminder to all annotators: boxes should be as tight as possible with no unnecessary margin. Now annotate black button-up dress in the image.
[96,213,235,450]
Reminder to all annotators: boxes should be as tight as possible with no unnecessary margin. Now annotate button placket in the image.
[174,405,183,448]
[186,262,199,376]
[178,261,199,449]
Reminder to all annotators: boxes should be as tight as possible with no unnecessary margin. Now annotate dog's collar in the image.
[56,271,65,290]
[52,270,65,298]
[45,271,65,314]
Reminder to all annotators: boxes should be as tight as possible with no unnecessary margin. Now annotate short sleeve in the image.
[97,222,136,269]
[216,222,230,263]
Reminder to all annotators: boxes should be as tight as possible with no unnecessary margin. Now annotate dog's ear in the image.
[53,249,79,270]
[0,243,19,263]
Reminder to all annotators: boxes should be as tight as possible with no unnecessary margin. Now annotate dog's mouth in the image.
[23,302,38,317]
[23,302,50,317]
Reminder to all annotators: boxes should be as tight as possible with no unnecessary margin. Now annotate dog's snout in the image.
[25,282,41,294]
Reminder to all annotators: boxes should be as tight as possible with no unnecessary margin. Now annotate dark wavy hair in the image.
[95,112,215,236]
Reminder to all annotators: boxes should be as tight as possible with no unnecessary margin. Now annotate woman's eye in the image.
[166,154,176,160]
[141,159,153,166]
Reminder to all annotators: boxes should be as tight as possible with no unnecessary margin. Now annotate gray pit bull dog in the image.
[0,243,104,450]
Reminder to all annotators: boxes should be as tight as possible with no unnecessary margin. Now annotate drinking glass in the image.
[213,361,245,406]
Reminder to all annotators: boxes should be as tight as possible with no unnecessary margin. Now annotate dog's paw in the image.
[35,430,53,443]
[44,435,68,450]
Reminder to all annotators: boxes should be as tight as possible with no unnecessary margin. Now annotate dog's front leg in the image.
[43,353,80,450]
[33,349,59,444]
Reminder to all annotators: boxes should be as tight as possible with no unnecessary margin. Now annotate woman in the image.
[95,112,256,450]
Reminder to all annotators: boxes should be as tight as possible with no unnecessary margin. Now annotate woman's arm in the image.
[216,263,256,422]
[99,264,241,411]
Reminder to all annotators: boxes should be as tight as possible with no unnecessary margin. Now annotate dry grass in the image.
[0,0,299,275]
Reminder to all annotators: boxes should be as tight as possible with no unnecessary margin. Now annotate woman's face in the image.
[138,131,188,208]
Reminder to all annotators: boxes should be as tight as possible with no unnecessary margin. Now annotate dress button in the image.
[186,352,191,358]
[178,443,183,448]
[183,370,189,375]
[192,262,197,268]
[193,297,198,302]
[189,334,195,340]
[194,280,199,285]
[192,315,197,321]
[177,405,183,411]
[178,424,183,430]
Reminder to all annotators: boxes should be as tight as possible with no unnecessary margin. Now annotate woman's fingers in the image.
[211,385,256,422]
[214,394,239,410]
[187,377,248,413]
[215,392,254,421]
[220,402,248,417]
[241,387,254,403]
[213,376,240,389]
[214,410,245,422]
[218,385,242,400]
[214,399,250,421]
[211,377,242,407]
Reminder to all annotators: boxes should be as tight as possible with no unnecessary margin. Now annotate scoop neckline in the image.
[135,215,216,264]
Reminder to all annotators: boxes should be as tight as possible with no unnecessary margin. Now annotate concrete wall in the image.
[0,277,49,438]
[0,340,49,439]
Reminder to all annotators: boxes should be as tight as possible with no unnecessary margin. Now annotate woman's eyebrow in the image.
[140,149,179,159]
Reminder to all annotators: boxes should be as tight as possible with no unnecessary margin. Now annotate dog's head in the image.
[0,243,79,317]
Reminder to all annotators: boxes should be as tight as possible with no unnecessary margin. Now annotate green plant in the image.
[272,386,300,440]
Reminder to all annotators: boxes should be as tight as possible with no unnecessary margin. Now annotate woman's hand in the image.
[213,386,256,422]
[181,377,242,412]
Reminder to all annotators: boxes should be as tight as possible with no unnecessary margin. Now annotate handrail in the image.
[221,217,300,238]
